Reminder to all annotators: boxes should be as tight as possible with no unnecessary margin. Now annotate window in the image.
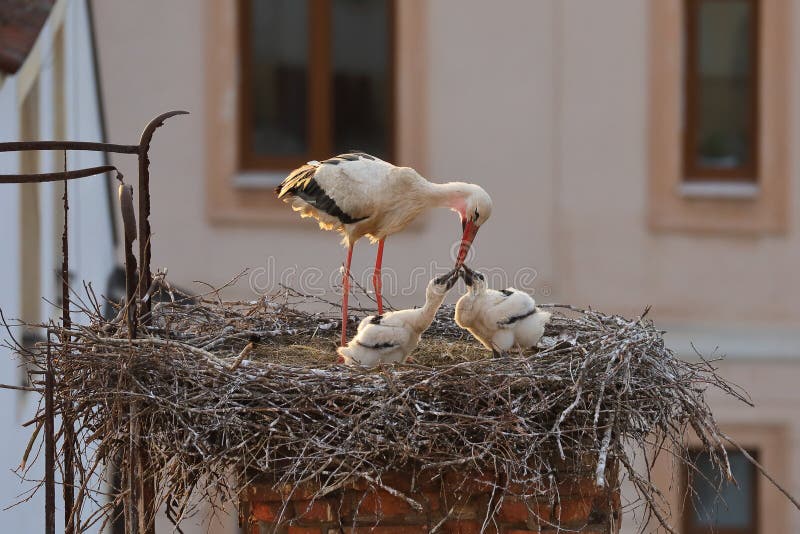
[238,0,395,171]
[683,0,759,181]
[648,0,788,234]
[684,449,759,534]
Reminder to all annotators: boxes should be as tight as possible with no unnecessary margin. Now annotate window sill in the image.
[679,181,760,200]
[233,171,287,189]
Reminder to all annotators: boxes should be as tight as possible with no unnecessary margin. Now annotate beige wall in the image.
[93,0,800,531]
[93,0,800,326]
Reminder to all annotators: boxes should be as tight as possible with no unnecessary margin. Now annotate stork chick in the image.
[454,266,551,357]
[337,270,459,367]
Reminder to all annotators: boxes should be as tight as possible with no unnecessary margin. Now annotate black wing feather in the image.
[275,156,372,225]
[499,307,539,326]
[356,340,398,350]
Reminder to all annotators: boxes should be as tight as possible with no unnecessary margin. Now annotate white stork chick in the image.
[454,266,551,357]
[337,270,459,367]
[275,152,492,346]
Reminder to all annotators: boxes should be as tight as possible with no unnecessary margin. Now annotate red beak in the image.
[455,220,479,270]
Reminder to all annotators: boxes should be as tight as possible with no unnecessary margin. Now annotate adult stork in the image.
[275,152,492,346]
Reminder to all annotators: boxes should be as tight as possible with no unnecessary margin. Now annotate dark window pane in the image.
[689,450,756,529]
[331,0,392,158]
[692,0,755,171]
[248,0,309,156]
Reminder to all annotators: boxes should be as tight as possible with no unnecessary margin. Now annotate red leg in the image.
[373,238,385,314]
[341,244,354,347]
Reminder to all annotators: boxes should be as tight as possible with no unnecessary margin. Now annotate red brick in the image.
[414,470,443,491]
[341,527,428,533]
[505,530,539,534]
[557,478,602,498]
[244,481,319,501]
[250,502,279,522]
[444,471,496,495]
[352,490,412,517]
[498,497,551,525]
[449,500,478,520]
[288,528,321,534]
[499,497,528,523]
[423,490,442,511]
[345,477,371,491]
[379,472,414,492]
[442,520,482,534]
[293,499,334,521]
[553,497,594,525]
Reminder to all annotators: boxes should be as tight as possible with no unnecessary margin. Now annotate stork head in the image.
[336,346,353,365]
[460,265,488,294]
[430,268,460,296]
[452,184,492,270]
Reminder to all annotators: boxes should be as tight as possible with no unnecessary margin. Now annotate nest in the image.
[6,279,758,533]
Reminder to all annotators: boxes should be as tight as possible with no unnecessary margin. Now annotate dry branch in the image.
[4,278,761,533]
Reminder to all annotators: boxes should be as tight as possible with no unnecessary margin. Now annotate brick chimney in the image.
[240,467,620,533]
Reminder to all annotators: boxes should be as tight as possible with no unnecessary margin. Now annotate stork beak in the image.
[434,268,459,290]
[455,220,479,270]
[445,271,458,290]
[461,265,475,286]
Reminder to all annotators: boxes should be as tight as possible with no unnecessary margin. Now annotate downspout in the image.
[85,0,119,248]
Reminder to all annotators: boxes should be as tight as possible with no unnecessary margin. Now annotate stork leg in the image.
[373,238,386,314]
[341,244,354,347]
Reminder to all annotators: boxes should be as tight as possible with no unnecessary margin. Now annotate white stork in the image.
[336,270,459,367]
[275,152,492,346]
[454,266,551,357]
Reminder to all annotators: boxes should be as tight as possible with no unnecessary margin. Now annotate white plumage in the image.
[454,267,551,357]
[337,271,458,367]
[276,152,492,347]
[276,153,492,248]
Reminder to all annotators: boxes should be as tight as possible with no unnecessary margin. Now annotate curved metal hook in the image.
[138,110,189,150]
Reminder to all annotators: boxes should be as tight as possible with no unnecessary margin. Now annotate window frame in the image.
[682,0,760,182]
[647,0,790,234]
[236,0,397,172]
[683,448,760,534]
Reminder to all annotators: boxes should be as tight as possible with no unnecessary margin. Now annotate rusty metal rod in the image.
[135,109,187,534]
[61,152,76,534]
[0,165,117,184]
[136,110,188,328]
[44,339,55,534]
[127,406,139,534]
[0,111,188,534]
[119,183,138,338]
[0,141,139,153]
[119,181,139,534]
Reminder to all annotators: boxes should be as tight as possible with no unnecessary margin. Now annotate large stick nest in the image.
[7,278,754,532]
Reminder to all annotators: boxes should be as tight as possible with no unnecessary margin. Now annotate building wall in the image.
[91,0,800,532]
[93,0,800,326]
[0,0,117,531]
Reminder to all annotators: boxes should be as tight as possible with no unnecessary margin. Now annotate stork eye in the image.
[474,210,479,221]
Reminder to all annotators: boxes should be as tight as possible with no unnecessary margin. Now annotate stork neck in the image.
[416,291,448,331]
[426,181,472,214]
